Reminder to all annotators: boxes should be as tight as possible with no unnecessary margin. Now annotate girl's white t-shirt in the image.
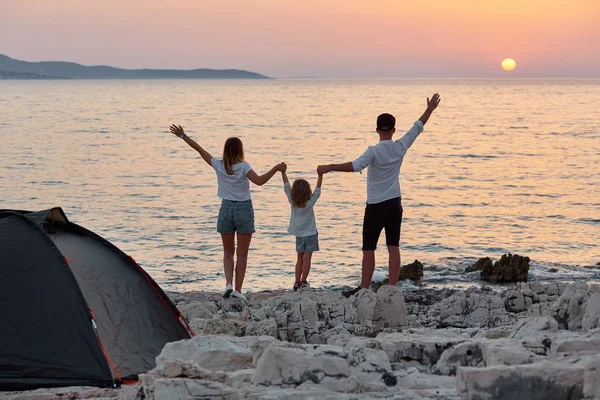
[211,158,253,201]
[284,182,321,237]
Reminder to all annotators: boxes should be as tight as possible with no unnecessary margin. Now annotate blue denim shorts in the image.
[217,199,255,234]
[296,233,319,253]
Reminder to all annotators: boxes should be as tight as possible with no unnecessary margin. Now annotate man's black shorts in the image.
[362,196,403,251]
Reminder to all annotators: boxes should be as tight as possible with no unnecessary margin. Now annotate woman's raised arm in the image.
[247,162,287,186]
[169,124,213,166]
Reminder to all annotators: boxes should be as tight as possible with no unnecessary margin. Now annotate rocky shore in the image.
[4,278,599,399]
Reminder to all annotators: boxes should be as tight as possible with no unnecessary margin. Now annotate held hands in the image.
[317,165,330,176]
[169,124,186,138]
[276,162,287,172]
[426,93,441,112]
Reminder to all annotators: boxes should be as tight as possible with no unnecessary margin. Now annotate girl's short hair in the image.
[223,137,245,175]
[291,179,312,208]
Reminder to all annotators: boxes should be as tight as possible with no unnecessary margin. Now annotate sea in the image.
[1,79,599,292]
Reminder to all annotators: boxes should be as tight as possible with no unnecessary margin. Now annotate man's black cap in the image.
[377,113,396,131]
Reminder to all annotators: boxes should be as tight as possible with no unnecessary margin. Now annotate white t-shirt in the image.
[211,158,253,201]
[284,182,320,237]
[352,121,424,204]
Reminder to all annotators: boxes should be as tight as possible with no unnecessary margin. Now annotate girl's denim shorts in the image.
[217,199,255,234]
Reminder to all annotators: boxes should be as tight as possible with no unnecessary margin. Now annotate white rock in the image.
[156,336,253,372]
[582,293,600,331]
[353,289,377,325]
[481,340,544,366]
[509,316,558,340]
[432,341,484,375]
[457,362,584,400]
[372,286,407,328]
[252,346,351,386]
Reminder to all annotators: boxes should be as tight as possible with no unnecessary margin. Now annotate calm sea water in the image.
[1,79,599,292]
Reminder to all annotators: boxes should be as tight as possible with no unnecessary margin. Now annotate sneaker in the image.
[300,280,310,289]
[342,286,363,298]
[293,282,301,291]
[222,284,233,298]
[231,290,247,301]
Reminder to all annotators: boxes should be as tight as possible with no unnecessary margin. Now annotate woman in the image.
[170,124,286,301]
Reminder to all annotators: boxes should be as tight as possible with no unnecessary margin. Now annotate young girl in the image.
[170,124,286,301]
[281,170,323,290]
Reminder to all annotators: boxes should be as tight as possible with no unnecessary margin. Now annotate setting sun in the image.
[502,58,517,72]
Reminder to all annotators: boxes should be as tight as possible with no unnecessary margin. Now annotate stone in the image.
[246,318,278,337]
[481,253,530,283]
[481,340,544,366]
[432,341,484,375]
[151,378,237,399]
[189,317,246,336]
[547,282,589,330]
[372,285,407,328]
[353,288,377,325]
[457,362,585,400]
[509,316,558,340]
[505,290,526,313]
[156,336,253,373]
[252,346,351,386]
[582,293,600,331]
[465,257,493,273]
[399,259,424,281]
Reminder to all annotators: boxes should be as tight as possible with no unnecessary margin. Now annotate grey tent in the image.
[0,208,193,391]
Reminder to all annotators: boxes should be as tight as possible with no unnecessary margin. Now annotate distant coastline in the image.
[0,54,271,80]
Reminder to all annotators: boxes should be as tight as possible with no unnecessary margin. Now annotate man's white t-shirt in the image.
[351,121,424,204]
[211,158,253,201]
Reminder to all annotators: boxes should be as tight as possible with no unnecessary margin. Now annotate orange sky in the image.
[1,0,599,77]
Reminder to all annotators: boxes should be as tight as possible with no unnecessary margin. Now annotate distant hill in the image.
[0,54,271,79]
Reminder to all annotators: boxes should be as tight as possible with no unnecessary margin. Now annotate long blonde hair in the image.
[222,137,245,175]
[291,179,312,208]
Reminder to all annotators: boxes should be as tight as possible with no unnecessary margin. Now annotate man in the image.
[317,93,441,298]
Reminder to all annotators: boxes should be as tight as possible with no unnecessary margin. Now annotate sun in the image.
[502,58,516,72]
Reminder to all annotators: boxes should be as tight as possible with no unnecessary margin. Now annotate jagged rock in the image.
[509,317,558,340]
[372,286,407,329]
[399,259,424,281]
[252,346,351,386]
[546,282,591,330]
[189,317,246,336]
[156,336,253,372]
[583,357,600,399]
[353,288,377,325]
[481,253,530,283]
[432,341,484,375]
[505,290,526,313]
[457,362,585,400]
[427,291,515,329]
[376,330,469,367]
[582,292,600,331]
[246,317,278,337]
[465,257,493,273]
[480,339,546,367]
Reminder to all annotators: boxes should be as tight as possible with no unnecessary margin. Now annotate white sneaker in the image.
[231,290,247,301]
[222,284,233,298]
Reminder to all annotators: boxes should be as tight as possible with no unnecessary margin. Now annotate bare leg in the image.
[221,233,235,285]
[301,252,313,281]
[235,233,252,292]
[387,245,400,286]
[360,250,376,288]
[295,253,304,283]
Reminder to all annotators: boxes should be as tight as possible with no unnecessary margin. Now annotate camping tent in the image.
[0,208,193,391]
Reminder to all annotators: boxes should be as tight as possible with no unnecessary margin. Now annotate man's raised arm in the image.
[317,162,354,175]
[418,93,441,126]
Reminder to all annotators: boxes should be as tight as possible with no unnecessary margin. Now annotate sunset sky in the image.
[1,0,599,78]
